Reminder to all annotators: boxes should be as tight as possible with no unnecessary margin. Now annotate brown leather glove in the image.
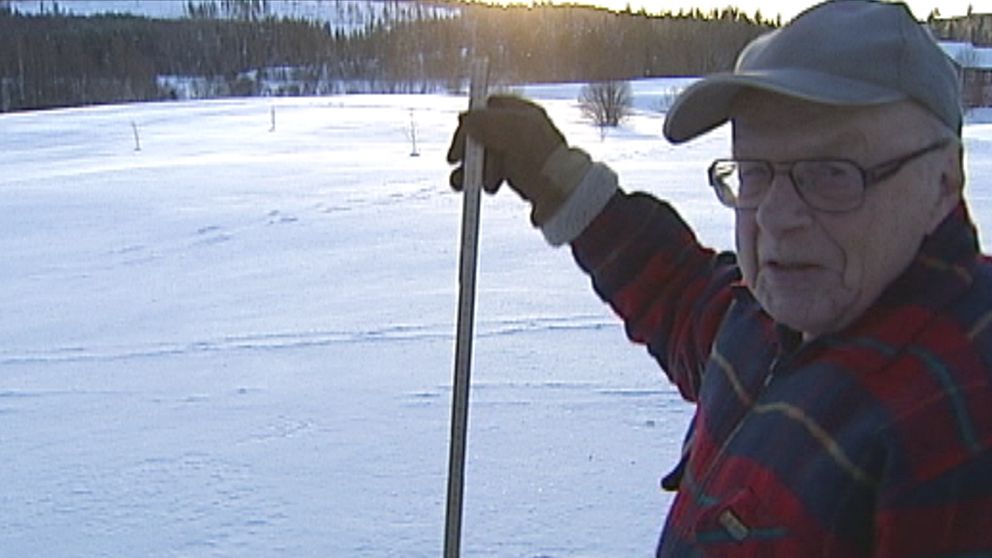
[447,95,583,226]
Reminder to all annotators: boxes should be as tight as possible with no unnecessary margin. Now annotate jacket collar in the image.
[863,200,977,318]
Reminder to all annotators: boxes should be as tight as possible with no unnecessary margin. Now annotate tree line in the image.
[0,0,781,112]
[1,0,978,113]
[929,11,992,45]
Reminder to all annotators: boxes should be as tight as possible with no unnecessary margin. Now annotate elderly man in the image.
[447,0,992,556]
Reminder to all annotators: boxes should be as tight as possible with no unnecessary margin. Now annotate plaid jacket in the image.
[570,192,992,557]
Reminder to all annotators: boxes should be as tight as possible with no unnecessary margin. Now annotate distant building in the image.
[940,41,992,107]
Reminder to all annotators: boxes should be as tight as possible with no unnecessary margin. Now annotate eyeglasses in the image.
[708,139,952,212]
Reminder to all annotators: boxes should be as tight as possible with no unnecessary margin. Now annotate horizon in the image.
[470,0,991,21]
[7,0,992,21]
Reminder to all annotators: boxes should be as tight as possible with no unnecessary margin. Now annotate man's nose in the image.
[755,171,813,232]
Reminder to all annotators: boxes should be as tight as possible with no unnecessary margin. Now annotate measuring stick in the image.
[443,57,489,558]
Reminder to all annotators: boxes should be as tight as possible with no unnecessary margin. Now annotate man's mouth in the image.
[761,260,824,284]
[765,260,818,271]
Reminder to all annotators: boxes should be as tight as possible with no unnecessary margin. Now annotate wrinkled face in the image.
[732,94,961,338]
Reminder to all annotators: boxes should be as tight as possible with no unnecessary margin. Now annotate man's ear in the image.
[927,143,964,234]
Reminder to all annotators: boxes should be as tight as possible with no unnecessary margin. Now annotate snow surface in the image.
[3,80,992,557]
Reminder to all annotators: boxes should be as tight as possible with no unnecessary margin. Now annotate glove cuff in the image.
[540,159,619,246]
[530,145,593,226]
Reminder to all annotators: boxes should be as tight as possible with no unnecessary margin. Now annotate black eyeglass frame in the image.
[708,138,953,212]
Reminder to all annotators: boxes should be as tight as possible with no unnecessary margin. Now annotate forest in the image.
[0,0,776,111]
[929,10,992,46]
[0,0,985,113]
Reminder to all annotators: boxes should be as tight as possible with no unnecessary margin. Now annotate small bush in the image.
[578,80,632,130]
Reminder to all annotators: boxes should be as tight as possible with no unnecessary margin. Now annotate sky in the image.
[496,0,991,21]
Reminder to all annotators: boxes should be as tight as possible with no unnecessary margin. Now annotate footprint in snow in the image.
[266,210,298,225]
[193,225,231,246]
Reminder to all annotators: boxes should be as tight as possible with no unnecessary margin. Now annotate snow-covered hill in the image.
[3,80,992,556]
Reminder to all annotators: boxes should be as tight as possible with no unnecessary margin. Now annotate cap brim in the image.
[662,69,908,144]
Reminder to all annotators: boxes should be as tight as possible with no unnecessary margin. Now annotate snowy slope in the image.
[2,81,992,557]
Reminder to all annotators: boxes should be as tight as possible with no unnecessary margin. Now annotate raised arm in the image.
[447,95,740,401]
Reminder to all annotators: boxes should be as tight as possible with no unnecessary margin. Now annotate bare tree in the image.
[579,80,632,135]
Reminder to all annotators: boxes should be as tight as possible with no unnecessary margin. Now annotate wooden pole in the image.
[444,56,489,558]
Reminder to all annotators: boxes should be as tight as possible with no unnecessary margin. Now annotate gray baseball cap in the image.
[662,0,962,143]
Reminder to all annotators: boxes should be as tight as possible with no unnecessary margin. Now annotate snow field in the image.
[3,81,992,556]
